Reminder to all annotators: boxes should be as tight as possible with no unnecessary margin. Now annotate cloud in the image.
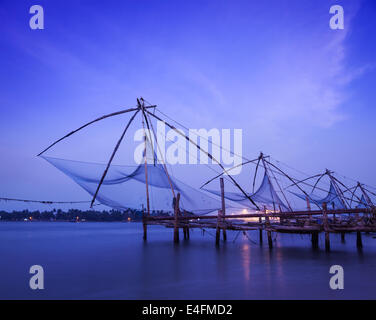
[241,2,369,130]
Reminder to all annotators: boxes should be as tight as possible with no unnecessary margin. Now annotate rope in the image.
[0,197,95,205]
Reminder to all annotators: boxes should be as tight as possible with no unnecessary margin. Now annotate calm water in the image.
[0,222,375,300]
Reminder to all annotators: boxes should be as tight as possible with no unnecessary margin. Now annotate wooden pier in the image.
[143,180,376,250]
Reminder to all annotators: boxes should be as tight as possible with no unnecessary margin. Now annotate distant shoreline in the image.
[0,209,169,222]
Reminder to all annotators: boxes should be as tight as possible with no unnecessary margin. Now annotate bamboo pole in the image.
[146,110,260,210]
[200,157,259,190]
[144,111,176,198]
[90,109,140,207]
[37,105,155,156]
[140,101,151,242]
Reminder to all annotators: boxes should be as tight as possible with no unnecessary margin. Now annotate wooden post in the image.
[142,204,147,241]
[174,193,180,243]
[311,232,319,249]
[306,196,311,211]
[220,177,227,241]
[356,231,363,249]
[265,207,273,249]
[181,210,190,240]
[222,228,227,241]
[259,216,263,244]
[341,232,345,243]
[267,229,273,249]
[215,210,221,246]
[322,202,330,251]
[186,211,190,240]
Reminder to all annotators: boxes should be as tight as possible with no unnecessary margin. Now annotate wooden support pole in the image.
[259,217,263,244]
[311,232,319,249]
[265,213,273,249]
[220,177,227,241]
[186,212,190,239]
[222,227,227,241]
[356,231,363,249]
[174,193,180,243]
[142,204,147,241]
[215,210,221,246]
[341,232,345,243]
[323,202,330,251]
[183,210,189,240]
[325,232,330,252]
[267,230,273,249]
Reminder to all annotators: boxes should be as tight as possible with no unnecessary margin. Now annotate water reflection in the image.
[241,243,251,282]
[1,222,376,299]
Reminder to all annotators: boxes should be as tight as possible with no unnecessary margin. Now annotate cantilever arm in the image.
[37,105,155,156]
[285,173,323,189]
[199,158,258,189]
[146,110,260,210]
[252,156,262,193]
[265,159,322,210]
[90,109,140,207]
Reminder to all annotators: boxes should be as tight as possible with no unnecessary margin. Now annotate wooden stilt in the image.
[323,202,330,251]
[265,214,273,249]
[185,211,190,239]
[142,204,147,241]
[183,210,189,240]
[174,193,180,243]
[311,232,319,249]
[357,231,363,249]
[259,217,263,244]
[341,232,345,243]
[267,230,273,249]
[215,212,221,246]
[324,237,330,252]
[220,177,226,242]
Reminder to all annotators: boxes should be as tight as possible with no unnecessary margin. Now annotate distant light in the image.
[242,209,247,214]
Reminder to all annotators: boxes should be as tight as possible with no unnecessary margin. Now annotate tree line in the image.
[0,208,170,222]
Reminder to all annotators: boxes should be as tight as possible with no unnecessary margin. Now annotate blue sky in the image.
[0,0,375,210]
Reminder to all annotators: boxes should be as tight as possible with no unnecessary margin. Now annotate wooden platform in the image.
[144,205,376,250]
